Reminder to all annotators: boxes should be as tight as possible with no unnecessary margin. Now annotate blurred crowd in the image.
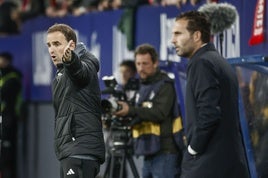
[0,0,217,36]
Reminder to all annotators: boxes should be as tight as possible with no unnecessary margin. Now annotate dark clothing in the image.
[60,157,100,178]
[181,43,250,178]
[0,66,22,116]
[52,43,105,164]
[143,153,181,178]
[129,69,179,155]
[0,65,22,178]
[0,2,20,35]
[20,0,45,22]
[128,69,181,177]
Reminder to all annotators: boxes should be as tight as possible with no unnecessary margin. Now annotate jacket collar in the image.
[140,68,165,85]
[187,42,216,67]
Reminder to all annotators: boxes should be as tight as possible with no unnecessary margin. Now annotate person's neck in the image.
[56,63,63,69]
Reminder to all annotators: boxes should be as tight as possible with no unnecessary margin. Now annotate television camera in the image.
[101,75,139,143]
[101,75,140,178]
[101,75,139,115]
[101,75,126,115]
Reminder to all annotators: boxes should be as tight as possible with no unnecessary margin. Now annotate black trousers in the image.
[60,157,100,178]
[0,116,18,178]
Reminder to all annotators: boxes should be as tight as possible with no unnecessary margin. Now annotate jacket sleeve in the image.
[63,43,99,86]
[189,59,222,154]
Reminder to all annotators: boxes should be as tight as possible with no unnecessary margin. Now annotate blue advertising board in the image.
[0,0,267,102]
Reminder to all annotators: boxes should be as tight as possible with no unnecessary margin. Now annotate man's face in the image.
[135,53,158,80]
[119,66,135,86]
[46,31,69,67]
[0,56,9,68]
[171,19,196,58]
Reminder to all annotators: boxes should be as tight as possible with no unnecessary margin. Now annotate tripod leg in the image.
[109,153,115,178]
[119,151,126,178]
[126,154,140,178]
[103,154,111,178]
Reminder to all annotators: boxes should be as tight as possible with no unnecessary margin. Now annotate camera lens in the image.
[101,98,121,114]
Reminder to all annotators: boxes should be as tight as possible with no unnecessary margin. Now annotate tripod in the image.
[103,125,139,178]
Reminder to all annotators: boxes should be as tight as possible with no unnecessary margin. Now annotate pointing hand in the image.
[62,40,73,62]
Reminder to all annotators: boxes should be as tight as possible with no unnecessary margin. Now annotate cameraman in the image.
[118,59,137,104]
[119,60,137,87]
[102,59,137,178]
[114,44,182,178]
[0,52,23,178]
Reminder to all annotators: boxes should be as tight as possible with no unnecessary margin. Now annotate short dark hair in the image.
[0,52,13,62]
[134,43,158,63]
[120,60,136,73]
[176,11,211,43]
[47,23,77,44]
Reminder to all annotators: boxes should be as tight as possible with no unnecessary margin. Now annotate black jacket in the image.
[52,43,105,163]
[0,65,22,140]
[182,43,249,178]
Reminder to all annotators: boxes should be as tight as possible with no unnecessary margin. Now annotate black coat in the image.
[0,65,22,140]
[181,43,250,178]
[52,43,105,163]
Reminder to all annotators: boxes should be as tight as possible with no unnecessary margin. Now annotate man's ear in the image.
[69,41,76,50]
[153,60,159,69]
[193,31,202,42]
